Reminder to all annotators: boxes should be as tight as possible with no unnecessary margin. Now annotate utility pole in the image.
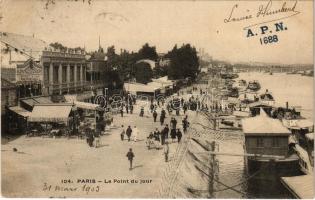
[209,141,216,197]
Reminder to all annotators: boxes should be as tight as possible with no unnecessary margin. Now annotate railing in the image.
[42,51,85,59]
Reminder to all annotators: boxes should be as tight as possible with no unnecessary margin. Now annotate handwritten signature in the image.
[224,0,300,29]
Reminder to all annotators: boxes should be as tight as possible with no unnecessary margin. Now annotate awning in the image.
[64,92,94,102]
[34,97,53,104]
[21,98,37,107]
[74,101,102,111]
[281,175,314,199]
[28,104,72,123]
[20,97,52,107]
[8,106,31,117]
[124,82,159,94]
[77,91,94,101]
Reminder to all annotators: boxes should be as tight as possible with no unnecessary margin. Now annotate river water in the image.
[197,72,313,198]
[238,72,313,120]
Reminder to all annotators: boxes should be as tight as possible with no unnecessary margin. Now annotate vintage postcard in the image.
[0,0,313,198]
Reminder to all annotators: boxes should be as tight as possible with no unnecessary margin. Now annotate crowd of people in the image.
[105,87,212,170]
[118,94,196,167]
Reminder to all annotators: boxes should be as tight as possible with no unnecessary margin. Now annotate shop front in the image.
[27,103,75,137]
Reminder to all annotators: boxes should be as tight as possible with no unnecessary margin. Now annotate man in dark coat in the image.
[130,104,133,114]
[160,109,166,125]
[182,117,189,133]
[126,126,132,142]
[126,148,135,170]
[170,128,176,143]
[171,117,177,130]
[164,124,169,139]
[176,129,182,143]
[153,110,158,122]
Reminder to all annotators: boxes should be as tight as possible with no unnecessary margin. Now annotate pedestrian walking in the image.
[153,128,160,142]
[87,131,94,147]
[170,117,177,130]
[126,104,129,114]
[183,103,187,114]
[164,124,169,139]
[120,125,125,141]
[170,128,176,143]
[182,117,189,133]
[120,105,124,117]
[126,125,132,142]
[146,132,154,150]
[94,131,100,148]
[133,126,138,142]
[160,128,166,145]
[150,103,154,113]
[176,129,182,143]
[140,106,144,117]
[153,110,158,122]
[176,108,180,116]
[164,142,169,162]
[126,148,135,170]
[130,104,133,114]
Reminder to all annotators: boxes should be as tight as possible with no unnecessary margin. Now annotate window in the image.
[70,66,74,82]
[272,138,280,147]
[77,67,81,81]
[62,66,67,83]
[257,138,264,147]
[44,65,49,83]
[53,66,59,83]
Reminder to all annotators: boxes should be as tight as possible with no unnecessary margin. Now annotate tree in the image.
[137,43,158,61]
[50,42,67,51]
[134,62,153,84]
[106,45,117,61]
[153,65,167,78]
[166,44,199,80]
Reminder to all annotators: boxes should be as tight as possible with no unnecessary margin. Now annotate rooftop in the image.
[242,109,291,136]
[281,175,314,199]
[1,32,47,61]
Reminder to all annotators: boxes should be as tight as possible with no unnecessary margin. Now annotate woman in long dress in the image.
[133,126,138,142]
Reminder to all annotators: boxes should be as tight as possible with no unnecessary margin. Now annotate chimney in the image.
[286,102,289,110]
[266,89,268,93]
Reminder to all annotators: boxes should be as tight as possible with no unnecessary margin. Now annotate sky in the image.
[0,0,313,65]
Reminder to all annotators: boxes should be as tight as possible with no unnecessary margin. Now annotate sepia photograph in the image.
[0,0,313,198]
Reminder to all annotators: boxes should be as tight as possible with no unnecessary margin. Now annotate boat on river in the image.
[220,72,239,79]
[233,79,247,92]
[247,80,261,91]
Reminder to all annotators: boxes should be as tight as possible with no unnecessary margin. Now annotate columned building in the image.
[42,49,87,95]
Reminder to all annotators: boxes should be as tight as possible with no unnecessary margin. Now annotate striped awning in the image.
[28,104,72,123]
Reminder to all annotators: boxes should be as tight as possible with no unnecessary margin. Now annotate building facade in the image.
[41,49,87,96]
